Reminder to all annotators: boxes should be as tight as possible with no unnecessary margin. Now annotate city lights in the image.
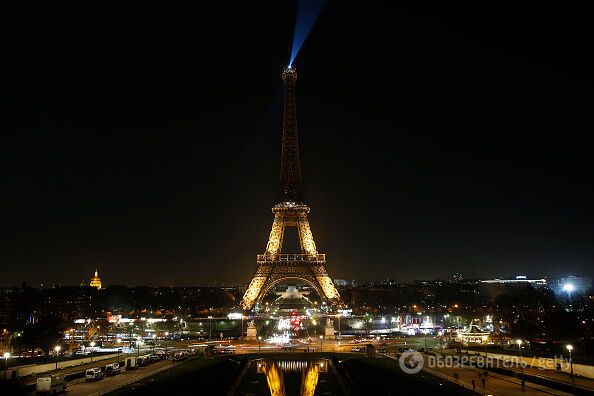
[1,4,591,395]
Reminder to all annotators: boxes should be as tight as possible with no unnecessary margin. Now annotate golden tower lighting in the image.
[241,66,342,311]
[89,269,102,289]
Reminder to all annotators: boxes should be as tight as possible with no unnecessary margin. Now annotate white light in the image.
[228,313,243,320]
[54,346,61,352]
[3,352,10,359]
[567,344,573,351]
[563,284,575,293]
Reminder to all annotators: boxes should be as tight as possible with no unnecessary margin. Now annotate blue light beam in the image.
[289,0,327,66]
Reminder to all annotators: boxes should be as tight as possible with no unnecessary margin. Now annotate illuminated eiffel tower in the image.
[241,66,342,311]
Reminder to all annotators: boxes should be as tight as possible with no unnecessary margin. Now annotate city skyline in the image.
[1,4,593,395]
[2,3,593,287]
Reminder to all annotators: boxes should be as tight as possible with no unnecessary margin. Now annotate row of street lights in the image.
[516,339,576,395]
[3,352,10,381]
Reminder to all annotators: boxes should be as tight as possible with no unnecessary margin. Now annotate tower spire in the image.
[279,66,302,203]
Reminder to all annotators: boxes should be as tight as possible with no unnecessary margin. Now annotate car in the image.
[104,363,120,376]
[85,368,104,381]
[152,352,166,361]
[173,352,188,361]
[137,356,152,366]
[351,347,362,352]
[378,347,388,353]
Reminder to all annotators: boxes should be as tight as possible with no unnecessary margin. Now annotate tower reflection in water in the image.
[257,359,328,396]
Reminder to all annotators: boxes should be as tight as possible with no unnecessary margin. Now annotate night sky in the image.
[2,3,593,287]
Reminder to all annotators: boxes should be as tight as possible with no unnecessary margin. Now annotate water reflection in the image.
[256,359,328,396]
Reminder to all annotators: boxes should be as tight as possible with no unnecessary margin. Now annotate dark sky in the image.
[2,3,593,287]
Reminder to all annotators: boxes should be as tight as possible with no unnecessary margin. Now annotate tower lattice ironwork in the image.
[241,66,342,311]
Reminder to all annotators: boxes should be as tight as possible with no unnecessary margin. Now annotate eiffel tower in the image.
[241,66,342,311]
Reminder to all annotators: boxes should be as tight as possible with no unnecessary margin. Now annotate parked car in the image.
[351,347,362,352]
[85,368,104,381]
[173,351,188,361]
[378,347,388,353]
[104,363,121,376]
[137,355,151,366]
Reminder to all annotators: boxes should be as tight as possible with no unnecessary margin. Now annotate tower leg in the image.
[297,215,318,255]
[312,265,341,303]
[265,213,285,255]
[241,263,273,310]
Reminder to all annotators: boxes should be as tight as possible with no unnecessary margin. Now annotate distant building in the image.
[89,269,102,289]
[450,272,464,283]
[548,275,591,296]
[479,276,546,300]
[333,279,349,287]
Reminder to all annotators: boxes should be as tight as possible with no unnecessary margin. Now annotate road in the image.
[467,351,594,392]
[28,359,174,396]
[385,353,574,396]
[19,348,157,388]
[20,355,124,388]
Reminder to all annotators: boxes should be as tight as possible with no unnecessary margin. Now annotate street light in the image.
[482,335,488,359]
[319,335,323,352]
[126,323,132,350]
[516,339,524,390]
[54,346,61,372]
[567,344,576,396]
[208,316,213,340]
[90,341,96,363]
[258,336,262,352]
[116,338,122,364]
[136,336,142,357]
[3,352,10,381]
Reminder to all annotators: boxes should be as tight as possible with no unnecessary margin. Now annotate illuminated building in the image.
[241,67,341,310]
[89,269,102,290]
[479,275,546,300]
[549,275,592,296]
[457,322,490,345]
